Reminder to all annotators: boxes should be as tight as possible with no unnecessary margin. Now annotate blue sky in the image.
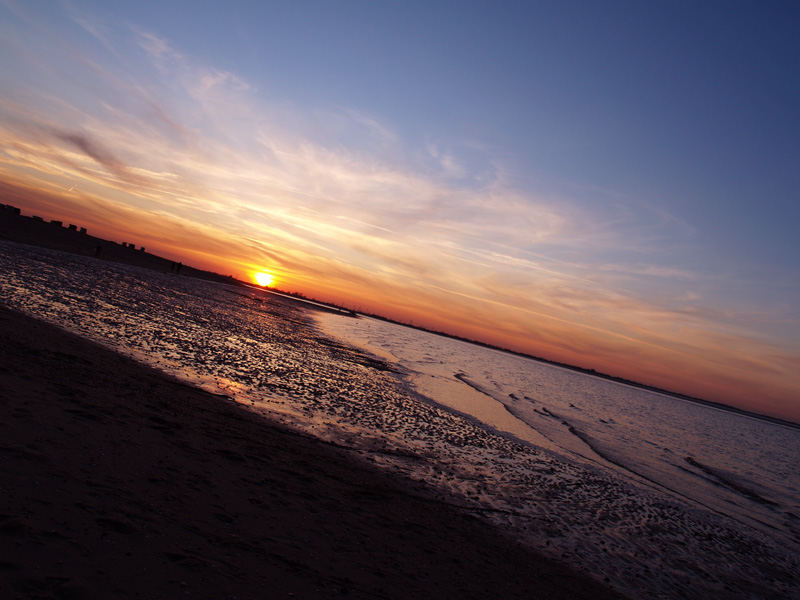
[105,0,799,268]
[1,0,799,419]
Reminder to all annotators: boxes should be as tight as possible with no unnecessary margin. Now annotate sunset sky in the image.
[1,1,799,421]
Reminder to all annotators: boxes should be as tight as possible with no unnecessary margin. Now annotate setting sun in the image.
[254,272,274,287]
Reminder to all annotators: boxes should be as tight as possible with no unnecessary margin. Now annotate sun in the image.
[254,272,274,287]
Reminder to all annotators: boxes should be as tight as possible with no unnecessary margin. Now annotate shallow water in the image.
[316,313,800,533]
[2,240,799,600]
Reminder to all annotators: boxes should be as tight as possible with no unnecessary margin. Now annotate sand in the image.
[0,306,625,599]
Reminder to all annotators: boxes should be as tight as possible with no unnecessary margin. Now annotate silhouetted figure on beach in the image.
[95,244,102,258]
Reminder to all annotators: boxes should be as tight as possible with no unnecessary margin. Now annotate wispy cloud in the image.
[134,29,181,62]
[1,12,798,419]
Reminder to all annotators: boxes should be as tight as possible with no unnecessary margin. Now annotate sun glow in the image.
[254,272,274,287]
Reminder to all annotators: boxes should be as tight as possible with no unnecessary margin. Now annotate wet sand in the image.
[0,306,625,600]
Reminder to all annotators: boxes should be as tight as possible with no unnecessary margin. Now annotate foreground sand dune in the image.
[0,306,624,599]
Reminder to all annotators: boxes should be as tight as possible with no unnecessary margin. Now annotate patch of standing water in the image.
[315,312,800,529]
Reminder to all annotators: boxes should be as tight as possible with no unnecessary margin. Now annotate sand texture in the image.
[0,306,624,599]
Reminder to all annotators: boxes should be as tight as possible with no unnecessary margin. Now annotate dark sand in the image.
[0,306,625,599]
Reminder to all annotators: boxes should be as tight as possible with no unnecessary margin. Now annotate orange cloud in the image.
[1,22,798,423]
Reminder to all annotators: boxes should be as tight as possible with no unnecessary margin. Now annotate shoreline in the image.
[0,306,625,599]
[4,203,793,429]
[356,313,800,431]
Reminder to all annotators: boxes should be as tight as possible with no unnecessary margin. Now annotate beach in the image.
[2,239,798,599]
[0,305,624,599]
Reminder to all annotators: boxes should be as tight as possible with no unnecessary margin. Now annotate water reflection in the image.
[1,240,798,600]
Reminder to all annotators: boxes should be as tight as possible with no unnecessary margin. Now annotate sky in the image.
[1,1,799,421]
